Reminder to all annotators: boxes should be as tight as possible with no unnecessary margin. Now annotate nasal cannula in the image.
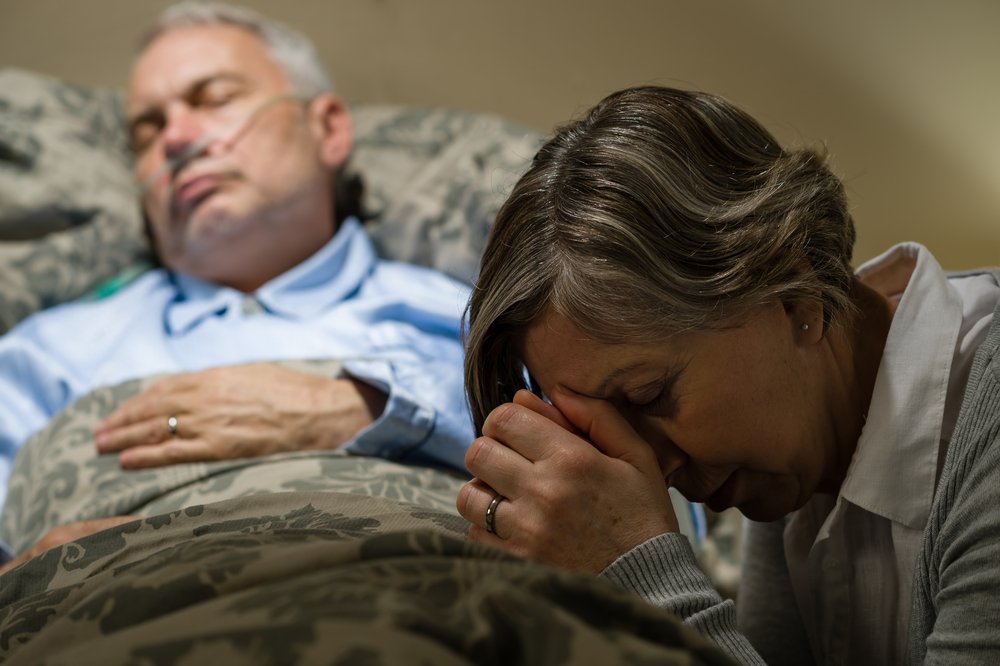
[138,94,310,195]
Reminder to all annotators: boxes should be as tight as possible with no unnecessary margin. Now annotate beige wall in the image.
[2,0,997,269]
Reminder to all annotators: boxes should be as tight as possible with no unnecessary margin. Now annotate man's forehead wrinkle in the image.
[127,25,287,115]
[127,72,249,123]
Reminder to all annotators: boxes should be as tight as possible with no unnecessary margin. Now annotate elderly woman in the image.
[457,86,1000,665]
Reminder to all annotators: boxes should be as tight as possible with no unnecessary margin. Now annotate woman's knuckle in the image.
[484,402,523,434]
[456,483,475,516]
[465,436,494,469]
[550,448,589,476]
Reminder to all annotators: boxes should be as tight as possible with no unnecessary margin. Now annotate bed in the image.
[0,68,736,665]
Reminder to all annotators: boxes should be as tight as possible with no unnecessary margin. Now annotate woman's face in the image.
[520,302,837,521]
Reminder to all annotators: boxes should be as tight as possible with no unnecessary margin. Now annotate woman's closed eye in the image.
[625,383,677,418]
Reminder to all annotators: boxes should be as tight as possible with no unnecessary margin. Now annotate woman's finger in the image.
[463,435,534,500]
[458,478,516,542]
[511,389,579,434]
[481,402,592,464]
[549,387,660,469]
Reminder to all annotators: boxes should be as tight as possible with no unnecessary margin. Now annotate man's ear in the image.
[308,93,353,170]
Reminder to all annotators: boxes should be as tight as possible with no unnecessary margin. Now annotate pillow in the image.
[353,105,542,285]
[0,67,542,333]
[0,68,150,332]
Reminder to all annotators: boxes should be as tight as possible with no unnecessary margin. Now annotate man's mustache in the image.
[137,94,311,196]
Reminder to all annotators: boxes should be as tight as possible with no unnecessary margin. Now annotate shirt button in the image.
[241,297,264,316]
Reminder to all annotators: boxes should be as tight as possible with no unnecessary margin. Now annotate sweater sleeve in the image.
[910,398,1000,664]
[601,532,766,664]
[906,325,1000,665]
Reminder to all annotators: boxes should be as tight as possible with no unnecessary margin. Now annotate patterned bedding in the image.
[0,365,735,665]
[1,493,733,665]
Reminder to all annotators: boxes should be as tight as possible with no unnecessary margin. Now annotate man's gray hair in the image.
[139,2,332,97]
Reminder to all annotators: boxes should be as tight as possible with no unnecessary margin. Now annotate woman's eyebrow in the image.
[596,360,687,399]
[595,362,646,398]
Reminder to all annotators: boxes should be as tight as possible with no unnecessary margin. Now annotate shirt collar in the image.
[165,217,375,335]
[839,243,963,529]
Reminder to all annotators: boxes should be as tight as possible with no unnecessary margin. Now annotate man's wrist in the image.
[346,378,388,422]
[320,377,390,449]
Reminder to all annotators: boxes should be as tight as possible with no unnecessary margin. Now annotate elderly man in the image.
[0,3,472,565]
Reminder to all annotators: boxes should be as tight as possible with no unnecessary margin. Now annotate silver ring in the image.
[485,494,504,535]
[166,415,179,437]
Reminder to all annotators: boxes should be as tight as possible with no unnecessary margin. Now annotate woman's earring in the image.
[801,323,810,332]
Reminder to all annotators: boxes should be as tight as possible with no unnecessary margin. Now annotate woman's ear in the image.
[308,93,353,170]
[779,259,826,344]
[784,297,825,344]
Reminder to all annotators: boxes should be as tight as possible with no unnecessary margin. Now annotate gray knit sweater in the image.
[602,300,1000,665]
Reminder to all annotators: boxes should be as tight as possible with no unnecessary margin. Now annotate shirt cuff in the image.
[340,360,435,460]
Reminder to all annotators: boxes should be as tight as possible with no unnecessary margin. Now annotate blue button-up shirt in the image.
[0,218,474,522]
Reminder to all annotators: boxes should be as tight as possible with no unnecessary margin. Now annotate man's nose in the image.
[162,104,205,162]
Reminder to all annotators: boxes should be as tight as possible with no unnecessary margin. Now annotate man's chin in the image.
[171,185,240,224]
[180,200,249,241]
[159,214,249,269]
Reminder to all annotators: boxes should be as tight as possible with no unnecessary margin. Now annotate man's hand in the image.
[94,363,387,469]
[0,516,139,576]
[457,388,679,574]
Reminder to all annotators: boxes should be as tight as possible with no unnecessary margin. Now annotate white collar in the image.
[840,243,963,528]
[164,217,374,335]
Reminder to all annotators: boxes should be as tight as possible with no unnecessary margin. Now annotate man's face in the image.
[126,24,350,290]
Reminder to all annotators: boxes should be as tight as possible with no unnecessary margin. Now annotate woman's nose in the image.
[656,440,688,482]
[631,417,687,480]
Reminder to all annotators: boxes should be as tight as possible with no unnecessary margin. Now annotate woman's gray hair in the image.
[465,86,857,433]
[139,2,332,97]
